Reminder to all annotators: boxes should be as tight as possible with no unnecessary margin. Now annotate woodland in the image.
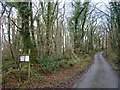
[0,0,119,88]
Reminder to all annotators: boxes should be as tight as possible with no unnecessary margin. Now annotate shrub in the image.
[2,58,14,72]
[39,54,76,73]
[40,54,60,73]
[67,59,76,67]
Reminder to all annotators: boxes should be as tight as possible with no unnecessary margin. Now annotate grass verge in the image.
[102,52,120,76]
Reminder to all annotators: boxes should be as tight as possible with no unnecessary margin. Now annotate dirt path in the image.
[73,52,119,88]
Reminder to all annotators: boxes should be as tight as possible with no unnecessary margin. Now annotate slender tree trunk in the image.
[30,2,36,48]
[8,8,15,60]
[0,16,2,71]
[74,19,78,54]
[46,2,51,55]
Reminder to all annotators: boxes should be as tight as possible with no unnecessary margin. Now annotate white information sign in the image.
[20,55,29,62]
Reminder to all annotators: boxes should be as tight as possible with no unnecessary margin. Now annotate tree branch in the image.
[11,19,21,32]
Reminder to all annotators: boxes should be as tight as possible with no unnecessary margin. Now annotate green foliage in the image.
[2,58,17,72]
[104,49,119,75]
[40,54,60,73]
[67,59,77,67]
[84,53,89,58]
[107,51,118,65]
[39,54,77,73]
[5,67,19,76]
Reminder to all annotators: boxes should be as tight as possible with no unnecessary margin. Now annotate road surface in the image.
[73,52,119,88]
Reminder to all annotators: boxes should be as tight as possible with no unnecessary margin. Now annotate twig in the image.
[11,19,21,32]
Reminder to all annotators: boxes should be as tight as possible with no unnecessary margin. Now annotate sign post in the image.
[19,49,31,82]
[20,55,30,78]
[28,49,30,79]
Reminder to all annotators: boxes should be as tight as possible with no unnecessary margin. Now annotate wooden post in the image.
[28,62,30,79]
[28,49,30,79]
[19,63,21,82]
[18,62,22,88]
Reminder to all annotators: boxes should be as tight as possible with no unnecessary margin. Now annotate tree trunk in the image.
[30,2,36,48]
[8,7,15,60]
[46,2,51,55]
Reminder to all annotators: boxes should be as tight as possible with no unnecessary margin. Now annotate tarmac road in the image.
[73,52,119,88]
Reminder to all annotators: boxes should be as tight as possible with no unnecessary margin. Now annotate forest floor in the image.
[3,54,93,88]
[3,52,119,88]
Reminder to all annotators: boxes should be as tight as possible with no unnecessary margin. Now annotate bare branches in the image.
[96,7,111,17]
[11,19,21,32]
[0,1,7,18]
[40,2,47,25]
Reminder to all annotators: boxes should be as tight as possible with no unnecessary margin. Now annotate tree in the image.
[69,0,90,55]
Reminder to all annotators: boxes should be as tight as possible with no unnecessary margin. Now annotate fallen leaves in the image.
[3,56,92,88]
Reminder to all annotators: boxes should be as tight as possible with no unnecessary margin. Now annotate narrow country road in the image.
[73,52,119,88]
